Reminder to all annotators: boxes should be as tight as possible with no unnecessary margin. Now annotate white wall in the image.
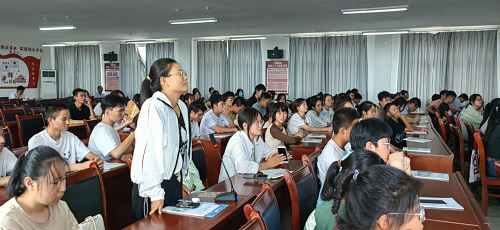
[100,41,120,93]
[260,35,289,84]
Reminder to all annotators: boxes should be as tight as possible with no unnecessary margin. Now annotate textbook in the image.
[213,134,231,138]
[403,137,432,143]
[260,168,290,179]
[412,171,449,181]
[306,134,327,139]
[413,125,428,128]
[125,100,139,121]
[406,131,428,135]
[301,138,322,143]
[163,201,228,218]
[419,197,464,211]
[402,147,431,153]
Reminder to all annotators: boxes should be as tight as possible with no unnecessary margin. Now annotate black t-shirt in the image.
[387,118,407,149]
[68,103,90,120]
[246,95,257,108]
[486,126,500,159]
[438,103,450,116]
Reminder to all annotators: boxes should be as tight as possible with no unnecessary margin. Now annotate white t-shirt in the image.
[288,113,311,135]
[0,148,17,177]
[317,139,346,186]
[8,92,27,100]
[199,110,230,136]
[88,123,121,160]
[191,121,201,138]
[28,130,90,164]
[306,110,329,128]
[93,102,103,116]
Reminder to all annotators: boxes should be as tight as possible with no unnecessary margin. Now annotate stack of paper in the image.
[163,202,229,218]
[403,147,431,153]
[419,197,464,210]
[301,138,322,143]
[404,137,431,143]
[412,171,449,181]
[307,134,327,139]
[260,168,289,179]
[213,134,231,138]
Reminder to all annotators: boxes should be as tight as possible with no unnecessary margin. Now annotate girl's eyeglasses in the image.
[388,205,425,223]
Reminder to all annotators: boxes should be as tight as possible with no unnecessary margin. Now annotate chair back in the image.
[1,102,17,108]
[436,115,447,143]
[2,126,14,149]
[444,112,452,124]
[11,147,28,157]
[453,115,462,133]
[9,99,23,104]
[127,158,132,170]
[495,161,500,179]
[284,165,317,230]
[16,114,45,147]
[24,100,38,108]
[0,97,8,102]
[1,107,25,122]
[192,141,208,184]
[243,184,281,230]
[62,163,107,229]
[30,107,46,117]
[239,218,264,230]
[449,124,467,179]
[84,119,101,138]
[464,121,476,146]
[301,149,321,195]
[38,99,56,107]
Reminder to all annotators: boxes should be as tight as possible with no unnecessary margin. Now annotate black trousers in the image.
[131,175,183,221]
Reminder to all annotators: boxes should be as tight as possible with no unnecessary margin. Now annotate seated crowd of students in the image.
[0,57,497,230]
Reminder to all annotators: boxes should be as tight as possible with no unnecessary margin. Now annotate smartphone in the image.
[175,201,200,209]
[243,174,268,179]
[420,199,447,206]
[277,145,289,160]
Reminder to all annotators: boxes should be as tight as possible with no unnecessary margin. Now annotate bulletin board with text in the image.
[265,61,288,94]
[105,63,120,91]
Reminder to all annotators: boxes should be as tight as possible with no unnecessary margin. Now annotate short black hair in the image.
[458,93,468,100]
[183,93,194,103]
[232,97,246,107]
[209,87,214,92]
[400,90,408,95]
[212,90,220,95]
[384,102,395,113]
[377,91,391,102]
[308,97,322,111]
[254,84,266,92]
[222,91,235,100]
[357,101,376,115]
[332,108,360,134]
[440,90,448,96]
[259,92,272,101]
[100,95,126,112]
[354,93,362,100]
[72,88,85,97]
[408,97,421,108]
[351,88,359,94]
[189,101,207,114]
[268,90,276,97]
[393,97,407,108]
[350,118,393,150]
[431,94,440,101]
[109,90,125,97]
[45,102,69,121]
[97,86,103,90]
[334,99,352,112]
[271,103,289,122]
[209,94,224,109]
[17,85,25,91]
[446,91,457,98]
[277,93,287,102]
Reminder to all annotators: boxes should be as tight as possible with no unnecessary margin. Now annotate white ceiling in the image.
[1,0,499,43]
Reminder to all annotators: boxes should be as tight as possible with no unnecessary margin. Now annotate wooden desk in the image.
[193,133,233,187]
[102,160,134,230]
[290,137,328,160]
[407,117,454,173]
[123,195,253,230]
[0,187,8,206]
[420,172,489,229]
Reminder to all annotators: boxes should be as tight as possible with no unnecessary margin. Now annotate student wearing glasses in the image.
[88,95,135,160]
[189,101,207,138]
[321,94,334,123]
[69,88,96,124]
[218,108,287,182]
[459,94,484,140]
[333,165,424,230]
[131,58,192,220]
[288,98,333,136]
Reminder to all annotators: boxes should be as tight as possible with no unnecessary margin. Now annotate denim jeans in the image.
[487,158,498,178]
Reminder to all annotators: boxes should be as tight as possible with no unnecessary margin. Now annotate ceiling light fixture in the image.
[342,5,409,14]
[125,40,156,44]
[231,36,267,41]
[362,30,409,36]
[169,17,217,25]
[41,44,67,47]
[39,25,76,31]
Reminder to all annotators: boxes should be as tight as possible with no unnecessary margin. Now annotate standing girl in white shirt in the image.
[288,98,333,135]
[131,58,192,221]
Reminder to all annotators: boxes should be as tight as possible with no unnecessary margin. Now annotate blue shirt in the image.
[401,105,409,115]
[252,102,266,116]
[453,97,463,109]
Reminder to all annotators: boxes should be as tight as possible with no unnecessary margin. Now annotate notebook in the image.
[163,201,228,218]
[306,134,327,139]
[213,134,231,138]
[301,138,322,143]
[403,137,431,143]
[260,168,290,179]
[419,197,464,211]
[402,147,431,153]
[412,171,449,181]
[406,131,428,135]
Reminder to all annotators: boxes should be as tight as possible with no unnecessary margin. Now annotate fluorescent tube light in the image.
[231,36,267,41]
[362,30,409,36]
[342,5,408,14]
[41,44,67,47]
[125,40,156,44]
[39,25,76,31]
[169,17,217,25]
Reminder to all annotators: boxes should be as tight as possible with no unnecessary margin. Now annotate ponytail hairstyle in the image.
[466,94,481,109]
[7,146,68,198]
[292,98,306,113]
[326,150,385,214]
[336,165,422,230]
[485,100,500,143]
[237,108,261,136]
[357,101,376,118]
[140,58,178,106]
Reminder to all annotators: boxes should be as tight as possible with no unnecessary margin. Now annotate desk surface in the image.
[407,118,453,157]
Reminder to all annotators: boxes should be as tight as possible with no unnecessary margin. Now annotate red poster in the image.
[0,53,41,88]
[105,63,120,91]
[266,61,289,94]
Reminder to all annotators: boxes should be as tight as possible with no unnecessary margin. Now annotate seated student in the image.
[357,101,379,121]
[401,97,422,124]
[94,89,125,116]
[9,85,28,100]
[94,85,105,99]
[265,103,303,152]
[455,93,469,109]
[428,90,447,115]
[252,92,272,116]
[69,88,96,124]
[189,101,207,138]
[0,146,79,229]
[306,97,331,128]
[227,97,246,122]
[321,94,334,123]
[222,91,235,110]
[350,118,412,174]
[334,165,424,230]
[0,121,17,187]
[400,89,409,100]
[182,93,194,108]
[377,91,392,122]
[288,98,333,136]
[193,88,203,101]
[438,90,457,116]
[184,161,205,192]
[218,108,287,182]
[459,94,484,140]
[28,102,103,171]
[485,103,500,177]
[263,102,274,129]
[268,90,276,101]
[236,88,244,98]
[385,103,428,150]
[88,95,135,160]
[393,97,407,113]
[352,93,362,107]
[317,108,360,185]
[200,94,237,135]
[334,99,354,111]
[304,149,386,230]
[246,84,266,107]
